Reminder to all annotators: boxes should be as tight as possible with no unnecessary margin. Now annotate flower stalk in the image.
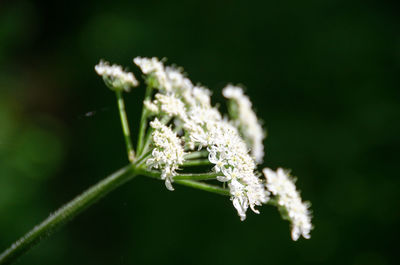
[136,85,153,155]
[182,159,211,167]
[116,91,135,162]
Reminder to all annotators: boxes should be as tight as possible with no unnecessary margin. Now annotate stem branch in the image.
[184,150,209,160]
[182,159,211,167]
[116,91,135,162]
[136,85,153,155]
[136,168,222,181]
[174,180,230,196]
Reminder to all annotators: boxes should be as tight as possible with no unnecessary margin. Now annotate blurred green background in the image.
[1,0,399,264]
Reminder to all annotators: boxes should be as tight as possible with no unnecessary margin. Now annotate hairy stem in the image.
[0,164,136,265]
[116,91,135,162]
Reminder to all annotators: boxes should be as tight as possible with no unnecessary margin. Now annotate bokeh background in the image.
[1,0,399,264]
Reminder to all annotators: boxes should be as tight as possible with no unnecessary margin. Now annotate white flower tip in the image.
[133,56,164,74]
[144,99,159,114]
[95,59,138,91]
[165,180,175,191]
[263,167,312,241]
[222,85,265,163]
[222,85,244,99]
[291,231,300,241]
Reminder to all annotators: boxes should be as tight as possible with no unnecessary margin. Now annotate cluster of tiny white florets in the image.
[146,118,185,191]
[134,57,269,220]
[206,121,269,220]
[95,57,312,240]
[262,168,312,240]
[223,85,265,163]
[95,56,313,240]
[95,60,138,91]
[153,93,188,120]
[134,57,192,93]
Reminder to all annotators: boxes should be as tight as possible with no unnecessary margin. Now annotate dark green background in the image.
[1,0,399,264]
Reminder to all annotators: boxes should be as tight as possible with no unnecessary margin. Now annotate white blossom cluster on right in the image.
[223,85,265,163]
[263,168,312,241]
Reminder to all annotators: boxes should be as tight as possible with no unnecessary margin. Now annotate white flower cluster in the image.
[134,57,192,93]
[134,57,268,220]
[262,168,312,240]
[95,60,138,91]
[153,93,188,120]
[223,85,265,163]
[146,118,185,191]
[95,56,313,240]
[206,121,269,220]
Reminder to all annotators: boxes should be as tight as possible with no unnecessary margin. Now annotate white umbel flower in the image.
[192,86,212,107]
[95,60,138,91]
[143,99,159,114]
[134,57,193,93]
[135,57,271,221]
[147,118,185,191]
[133,57,164,75]
[223,85,265,163]
[205,121,269,220]
[154,93,187,120]
[262,168,312,241]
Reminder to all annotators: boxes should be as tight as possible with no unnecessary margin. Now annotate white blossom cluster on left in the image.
[95,60,138,92]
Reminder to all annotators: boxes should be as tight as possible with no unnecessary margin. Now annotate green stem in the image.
[173,122,184,134]
[184,150,209,160]
[116,91,135,162]
[0,164,229,264]
[0,164,137,265]
[182,159,211,167]
[136,85,153,155]
[140,127,154,156]
[135,150,152,167]
[267,197,279,206]
[174,180,230,196]
[137,168,228,195]
[136,168,222,181]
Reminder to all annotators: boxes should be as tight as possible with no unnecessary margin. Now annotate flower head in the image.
[132,57,312,228]
[147,118,185,191]
[223,85,265,163]
[95,60,138,91]
[263,168,312,240]
[153,93,187,120]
